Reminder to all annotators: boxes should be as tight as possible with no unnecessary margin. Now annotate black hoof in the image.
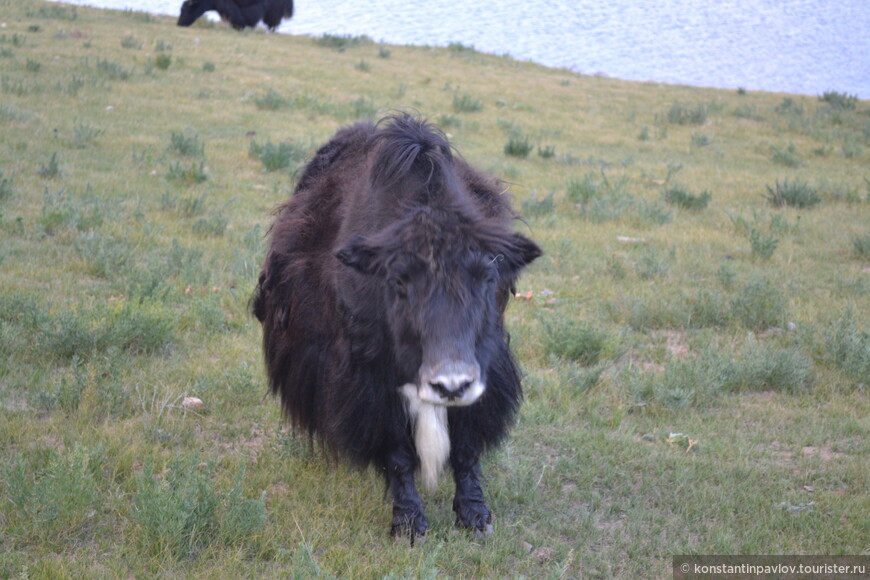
[390,512,428,546]
[454,498,492,536]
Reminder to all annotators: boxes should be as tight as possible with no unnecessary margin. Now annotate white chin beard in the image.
[401,384,450,492]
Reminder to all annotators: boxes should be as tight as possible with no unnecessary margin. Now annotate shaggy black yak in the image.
[177,0,293,31]
[252,114,540,541]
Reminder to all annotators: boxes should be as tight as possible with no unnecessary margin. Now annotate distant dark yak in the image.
[251,114,541,540]
[177,0,293,31]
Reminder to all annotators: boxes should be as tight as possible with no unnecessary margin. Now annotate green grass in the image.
[1,1,869,578]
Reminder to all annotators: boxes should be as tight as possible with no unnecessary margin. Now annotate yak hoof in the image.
[473,523,494,539]
[391,514,428,546]
[454,499,492,535]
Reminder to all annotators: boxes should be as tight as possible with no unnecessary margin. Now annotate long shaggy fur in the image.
[252,114,540,538]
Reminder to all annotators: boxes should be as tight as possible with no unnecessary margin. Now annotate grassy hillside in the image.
[1,1,869,577]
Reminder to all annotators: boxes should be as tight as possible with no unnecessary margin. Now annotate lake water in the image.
[61,0,870,98]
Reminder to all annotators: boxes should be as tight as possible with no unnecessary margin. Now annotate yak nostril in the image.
[428,377,474,401]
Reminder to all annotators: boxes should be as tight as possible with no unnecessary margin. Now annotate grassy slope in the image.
[1,1,869,578]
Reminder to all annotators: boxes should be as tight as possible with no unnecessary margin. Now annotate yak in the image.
[177,0,293,31]
[251,114,541,541]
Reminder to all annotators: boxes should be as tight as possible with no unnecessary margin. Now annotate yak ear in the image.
[335,235,383,275]
[497,233,542,274]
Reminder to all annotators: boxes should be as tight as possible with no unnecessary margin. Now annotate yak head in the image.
[335,207,540,408]
[177,0,211,26]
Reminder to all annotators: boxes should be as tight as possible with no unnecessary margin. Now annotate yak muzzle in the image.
[418,360,484,406]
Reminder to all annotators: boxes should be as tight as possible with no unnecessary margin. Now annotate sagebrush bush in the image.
[730,276,789,331]
[0,169,12,201]
[770,143,802,167]
[541,315,614,366]
[314,33,372,51]
[819,90,857,111]
[249,139,307,172]
[2,446,102,547]
[520,191,555,217]
[252,89,286,110]
[824,307,870,388]
[133,457,266,559]
[166,160,207,184]
[665,101,708,125]
[764,179,821,208]
[662,185,711,210]
[852,232,870,260]
[168,129,205,158]
[504,136,533,157]
[452,93,483,113]
[749,227,779,260]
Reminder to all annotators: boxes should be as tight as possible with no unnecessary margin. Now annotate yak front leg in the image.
[387,447,428,543]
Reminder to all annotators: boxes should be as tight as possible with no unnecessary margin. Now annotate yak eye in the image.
[389,275,408,297]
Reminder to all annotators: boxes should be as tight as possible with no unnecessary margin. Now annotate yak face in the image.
[177,0,209,26]
[335,210,541,409]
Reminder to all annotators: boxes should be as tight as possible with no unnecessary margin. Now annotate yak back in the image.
[252,115,522,467]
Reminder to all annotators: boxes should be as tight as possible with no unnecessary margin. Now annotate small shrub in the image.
[72,123,105,149]
[774,97,803,116]
[120,34,142,49]
[192,212,228,237]
[730,276,789,331]
[690,132,711,147]
[824,307,870,388]
[566,172,604,206]
[37,301,173,360]
[734,344,814,394]
[448,42,476,54]
[734,104,762,120]
[314,33,372,51]
[354,59,371,72]
[662,185,711,210]
[541,316,613,366]
[665,101,708,125]
[537,144,556,159]
[520,191,555,217]
[764,179,820,208]
[2,446,101,546]
[819,90,857,111]
[634,248,670,279]
[852,232,870,260]
[168,129,205,158]
[377,46,391,59]
[96,58,133,80]
[37,152,61,179]
[133,457,265,559]
[0,169,12,201]
[154,53,171,70]
[249,139,307,172]
[166,160,207,185]
[504,136,533,158]
[749,227,779,260]
[770,143,802,167]
[349,96,378,120]
[452,93,483,113]
[436,114,461,129]
[25,58,41,72]
[252,89,286,111]
[202,61,215,72]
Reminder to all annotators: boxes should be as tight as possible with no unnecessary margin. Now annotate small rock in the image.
[531,546,555,562]
[182,396,204,410]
